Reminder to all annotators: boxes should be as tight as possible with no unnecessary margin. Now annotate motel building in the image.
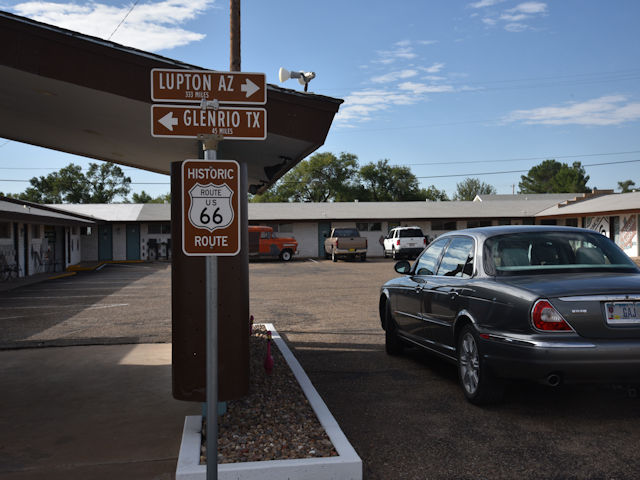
[1,190,639,279]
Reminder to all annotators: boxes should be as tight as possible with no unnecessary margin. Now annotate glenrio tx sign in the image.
[151,104,266,139]
[150,68,267,139]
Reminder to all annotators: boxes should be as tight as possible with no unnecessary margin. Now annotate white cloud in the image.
[469,0,505,8]
[504,95,640,126]
[504,22,528,32]
[398,82,454,94]
[422,62,445,74]
[509,2,547,14]
[335,89,420,123]
[11,0,214,51]
[371,69,418,84]
[473,1,547,32]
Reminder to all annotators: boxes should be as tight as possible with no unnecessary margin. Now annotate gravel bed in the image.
[201,325,338,464]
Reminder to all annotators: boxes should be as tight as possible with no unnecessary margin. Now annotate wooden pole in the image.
[230,0,241,72]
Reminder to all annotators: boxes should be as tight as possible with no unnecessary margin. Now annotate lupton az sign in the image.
[150,68,267,139]
[151,69,266,104]
[181,159,240,256]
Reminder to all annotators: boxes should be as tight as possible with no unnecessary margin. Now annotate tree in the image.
[519,159,590,194]
[453,178,496,201]
[251,152,359,202]
[13,162,131,203]
[618,180,636,193]
[358,159,430,201]
[85,163,131,203]
[421,185,449,201]
[131,191,171,203]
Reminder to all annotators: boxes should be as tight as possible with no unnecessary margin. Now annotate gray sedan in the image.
[379,226,640,404]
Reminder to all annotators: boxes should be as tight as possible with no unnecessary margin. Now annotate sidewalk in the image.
[0,343,200,479]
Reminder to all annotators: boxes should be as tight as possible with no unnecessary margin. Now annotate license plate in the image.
[408,243,415,247]
[605,302,640,325]
[349,248,355,252]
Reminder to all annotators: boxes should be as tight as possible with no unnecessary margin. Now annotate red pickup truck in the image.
[248,226,298,261]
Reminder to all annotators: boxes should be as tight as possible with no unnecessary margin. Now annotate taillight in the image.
[423,238,427,246]
[396,239,400,246]
[531,299,573,332]
[336,239,339,249]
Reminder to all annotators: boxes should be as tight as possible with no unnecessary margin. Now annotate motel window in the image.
[565,218,578,227]
[539,219,558,226]
[431,220,457,231]
[31,224,41,238]
[466,220,492,229]
[498,219,511,226]
[148,223,171,234]
[356,222,382,232]
[81,226,93,236]
[0,222,10,239]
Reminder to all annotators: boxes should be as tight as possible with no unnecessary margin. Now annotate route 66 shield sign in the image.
[182,159,240,256]
[188,183,234,232]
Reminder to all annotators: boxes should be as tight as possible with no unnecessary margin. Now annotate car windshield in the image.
[399,228,423,238]
[483,231,637,276]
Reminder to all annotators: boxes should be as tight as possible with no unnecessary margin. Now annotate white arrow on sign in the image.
[241,79,260,98]
[158,112,179,131]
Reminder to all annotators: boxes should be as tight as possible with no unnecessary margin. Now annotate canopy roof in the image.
[0,11,342,194]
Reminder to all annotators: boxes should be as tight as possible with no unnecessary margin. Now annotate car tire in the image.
[332,249,337,262]
[457,325,504,405]
[384,302,404,356]
[280,249,292,262]
[392,248,398,260]
[360,253,366,262]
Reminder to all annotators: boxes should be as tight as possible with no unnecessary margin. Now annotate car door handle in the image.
[449,290,459,299]
[414,285,424,293]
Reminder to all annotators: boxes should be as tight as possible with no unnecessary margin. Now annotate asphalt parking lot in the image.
[2,259,640,479]
[251,258,640,480]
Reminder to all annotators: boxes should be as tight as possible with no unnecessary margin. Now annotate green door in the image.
[126,224,141,260]
[98,224,113,261]
[318,222,332,257]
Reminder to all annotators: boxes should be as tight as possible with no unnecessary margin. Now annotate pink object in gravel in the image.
[264,331,274,374]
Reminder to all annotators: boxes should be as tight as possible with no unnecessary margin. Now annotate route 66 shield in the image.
[188,183,234,232]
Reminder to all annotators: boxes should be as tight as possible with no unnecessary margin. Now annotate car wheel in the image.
[332,249,337,262]
[457,325,503,405]
[360,253,366,262]
[280,249,292,262]
[392,248,398,260]
[384,302,404,355]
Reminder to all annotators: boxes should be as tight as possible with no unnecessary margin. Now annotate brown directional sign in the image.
[182,159,240,256]
[151,105,267,139]
[151,69,266,105]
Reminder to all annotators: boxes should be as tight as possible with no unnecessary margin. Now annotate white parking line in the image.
[4,303,129,310]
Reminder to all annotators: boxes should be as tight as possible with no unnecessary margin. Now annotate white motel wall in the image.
[3,191,640,279]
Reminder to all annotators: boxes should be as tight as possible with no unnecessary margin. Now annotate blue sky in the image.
[1,0,640,199]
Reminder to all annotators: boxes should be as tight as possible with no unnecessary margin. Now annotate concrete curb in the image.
[176,323,362,480]
[67,259,146,272]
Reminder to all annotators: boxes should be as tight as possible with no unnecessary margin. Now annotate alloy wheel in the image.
[459,332,480,395]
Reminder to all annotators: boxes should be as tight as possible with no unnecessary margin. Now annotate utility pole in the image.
[230,0,240,72]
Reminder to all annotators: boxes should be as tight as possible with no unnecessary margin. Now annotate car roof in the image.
[391,226,423,230]
[438,225,594,241]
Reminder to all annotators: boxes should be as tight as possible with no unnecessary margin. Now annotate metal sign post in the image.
[204,141,219,480]
[181,139,239,480]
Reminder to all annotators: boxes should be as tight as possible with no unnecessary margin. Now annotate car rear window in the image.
[334,229,359,237]
[399,228,424,238]
[483,231,637,275]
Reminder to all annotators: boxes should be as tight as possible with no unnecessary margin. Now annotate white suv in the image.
[383,227,427,260]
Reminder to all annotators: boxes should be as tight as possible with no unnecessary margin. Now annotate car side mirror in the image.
[394,260,411,274]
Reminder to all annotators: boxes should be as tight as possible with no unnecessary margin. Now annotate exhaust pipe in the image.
[545,373,562,387]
